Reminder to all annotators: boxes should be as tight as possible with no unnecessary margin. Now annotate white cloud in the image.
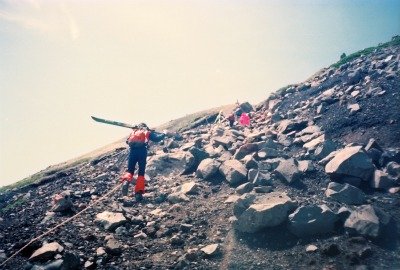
[0,1,80,41]
[59,2,80,41]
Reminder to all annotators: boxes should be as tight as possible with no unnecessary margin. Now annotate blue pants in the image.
[127,146,147,176]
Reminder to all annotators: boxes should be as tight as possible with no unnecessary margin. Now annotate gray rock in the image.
[96,247,106,256]
[51,192,73,213]
[167,192,190,203]
[348,103,361,114]
[325,146,375,182]
[371,170,395,190]
[256,148,280,159]
[303,135,325,150]
[170,235,184,246]
[212,136,232,149]
[0,252,6,262]
[41,259,63,270]
[274,158,301,184]
[234,143,259,160]
[344,205,390,238]
[247,168,259,183]
[146,151,196,177]
[347,68,363,85]
[315,140,337,160]
[200,244,220,256]
[234,192,297,233]
[254,186,273,193]
[365,138,383,152]
[306,245,318,252]
[242,155,258,170]
[297,160,314,173]
[260,158,283,171]
[105,238,122,255]
[236,182,254,195]
[337,206,351,222]
[288,205,338,237]
[277,119,308,134]
[252,171,273,186]
[29,242,64,262]
[325,182,366,205]
[62,252,80,269]
[219,160,248,186]
[178,181,200,195]
[298,125,321,136]
[386,162,400,179]
[95,211,127,231]
[233,193,257,217]
[196,158,221,180]
[341,176,362,187]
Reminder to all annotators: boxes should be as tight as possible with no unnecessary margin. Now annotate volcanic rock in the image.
[196,158,221,180]
[344,205,390,238]
[288,204,338,237]
[219,160,248,186]
[29,242,64,262]
[325,182,366,205]
[95,211,127,231]
[274,158,301,184]
[325,146,375,182]
[234,192,297,233]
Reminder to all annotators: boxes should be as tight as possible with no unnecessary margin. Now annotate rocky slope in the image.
[0,40,399,270]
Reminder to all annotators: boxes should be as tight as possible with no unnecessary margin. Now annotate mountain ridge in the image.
[0,37,399,270]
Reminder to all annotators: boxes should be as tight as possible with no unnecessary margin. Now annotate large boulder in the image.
[325,146,375,182]
[219,160,248,186]
[51,191,73,213]
[186,147,210,173]
[234,143,259,160]
[234,192,297,233]
[212,136,233,149]
[371,170,395,190]
[177,181,200,195]
[146,151,196,177]
[277,119,308,134]
[196,158,221,180]
[239,101,254,113]
[29,242,64,262]
[344,205,391,238]
[314,140,337,160]
[95,211,127,231]
[288,205,338,237]
[325,182,366,205]
[274,158,301,184]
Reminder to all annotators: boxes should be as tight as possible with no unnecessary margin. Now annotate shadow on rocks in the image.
[234,222,298,251]
[375,218,398,250]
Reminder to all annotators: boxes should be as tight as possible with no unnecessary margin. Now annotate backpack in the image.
[128,128,150,148]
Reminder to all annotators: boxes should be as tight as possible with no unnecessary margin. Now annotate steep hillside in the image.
[0,39,399,270]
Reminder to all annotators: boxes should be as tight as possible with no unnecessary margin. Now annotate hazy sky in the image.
[1,0,399,186]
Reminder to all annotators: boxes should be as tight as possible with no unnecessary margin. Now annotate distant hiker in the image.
[120,123,166,202]
[214,110,225,124]
[234,106,243,118]
[227,112,235,127]
[239,112,250,127]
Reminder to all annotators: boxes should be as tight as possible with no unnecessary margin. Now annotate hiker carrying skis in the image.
[120,123,166,202]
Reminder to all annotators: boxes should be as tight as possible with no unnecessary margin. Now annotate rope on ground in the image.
[0,181,123,268]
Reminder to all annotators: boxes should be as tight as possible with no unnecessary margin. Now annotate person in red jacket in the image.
[120,123,166,202]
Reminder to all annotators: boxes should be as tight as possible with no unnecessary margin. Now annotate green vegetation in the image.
[0,197,26,213]
[0,158,89,193]
[332,35,400,68]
